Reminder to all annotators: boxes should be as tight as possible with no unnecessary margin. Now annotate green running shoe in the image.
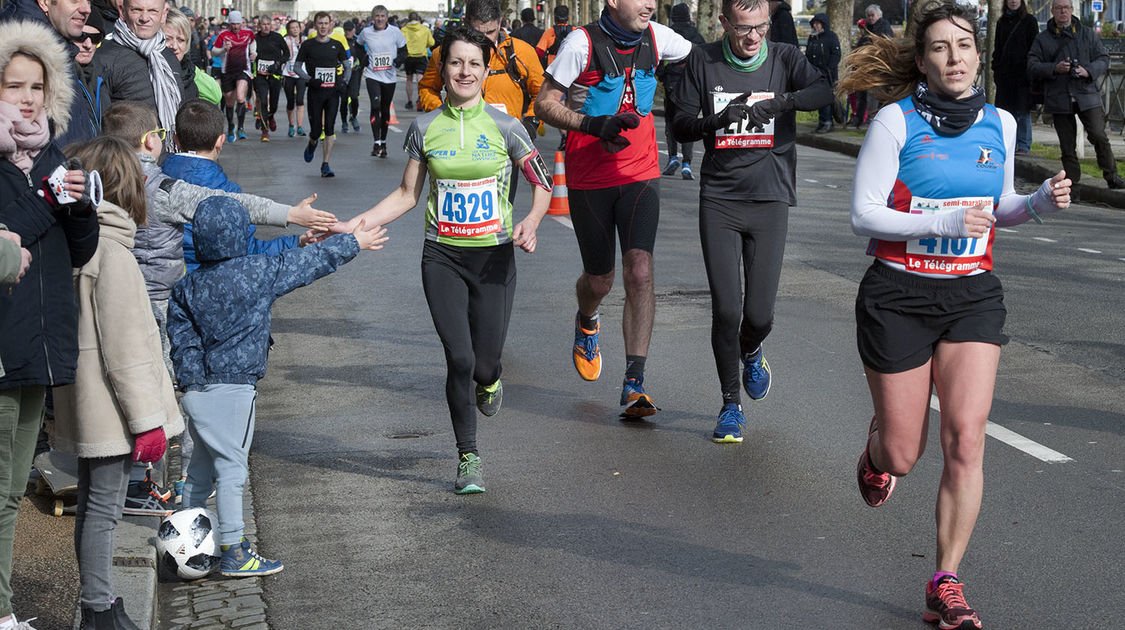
[476,380,502,417]
[455,453,485,494]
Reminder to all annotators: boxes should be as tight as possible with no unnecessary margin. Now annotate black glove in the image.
[744,95,792,129]
[307,78,323,89]
[704,102,753,132]
[579,112,641,152]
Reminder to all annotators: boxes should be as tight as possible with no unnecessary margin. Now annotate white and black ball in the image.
[157,507,220,580]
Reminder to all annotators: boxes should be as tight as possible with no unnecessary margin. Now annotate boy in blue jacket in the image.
[167,196,386,577]
[165,99,309,273]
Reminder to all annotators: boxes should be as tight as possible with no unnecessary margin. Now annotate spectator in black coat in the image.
[1029,0,1125,187]
[511,8,543,47]
[659,2,706,179]
[993,0,1039,153]
[864,4,895,39]
[769,0,798,46]
[805,12,840,133]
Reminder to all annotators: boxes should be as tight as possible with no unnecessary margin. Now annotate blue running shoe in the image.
[219,538,283,577]
[340,123,349,134]
[227,133,236,144]
[237,127,246,140]
[296,125,307,136]
[303,141,316,163]
[742,349,772,401]
[320,162,334,178]
[455,453,485,494]
[620,377,659,418]
[351,116,360,132]
[712,403,745,443]
[288,125,295,137]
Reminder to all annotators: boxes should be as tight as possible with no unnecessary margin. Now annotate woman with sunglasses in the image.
[334,26,551,494]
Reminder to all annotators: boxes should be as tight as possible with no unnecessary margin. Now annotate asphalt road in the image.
[199,110,1124,629]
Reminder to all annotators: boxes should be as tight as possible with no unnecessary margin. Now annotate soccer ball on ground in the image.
[157,507,220,580]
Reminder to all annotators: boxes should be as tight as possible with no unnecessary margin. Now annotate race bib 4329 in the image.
[437,177,501,238]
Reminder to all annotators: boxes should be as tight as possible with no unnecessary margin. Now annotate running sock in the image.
[579,310,599,330]
[625,355,646,381]
[930,571,958,590]
[236,102,247,128]
[226,106,235,130]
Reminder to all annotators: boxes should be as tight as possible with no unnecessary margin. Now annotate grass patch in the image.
[1025,141,1125,179]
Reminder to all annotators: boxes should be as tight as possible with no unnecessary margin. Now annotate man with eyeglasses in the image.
[1029,0,1125,189]
[0,0,102,144]
[670,0,830,443]
[534,0,693,418]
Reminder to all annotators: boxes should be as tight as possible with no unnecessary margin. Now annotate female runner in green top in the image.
[336,26,552,494]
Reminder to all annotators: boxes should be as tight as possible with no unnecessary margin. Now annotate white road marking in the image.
[998,227,1019,233]
[1033,237,1058,243]
[552,215,574,230]
[389,125,402,133]
[825,184,839,189]
[1077,248,1102,254]
[804,178,819,183]
[929,395,1073,463]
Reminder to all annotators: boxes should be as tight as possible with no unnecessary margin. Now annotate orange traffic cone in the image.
[547,151,569,215]
[388,103,400,125]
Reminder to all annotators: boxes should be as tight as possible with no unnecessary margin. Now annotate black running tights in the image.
[365,78,396,142]
[253,75,281,121]
[306,87,339,138]
[699,197,789,404]
[421,240,516,455]
[283,76,306,110]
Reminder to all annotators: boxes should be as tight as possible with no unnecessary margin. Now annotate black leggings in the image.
[699,197,789,404]
[283,76,306,109]
[253,74,281,120]
[306,87,340,138]
[340,71,362,121]
[365,78,396,142]
[421,240,516,456]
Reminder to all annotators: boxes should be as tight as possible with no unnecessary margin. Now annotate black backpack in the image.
[547,24,573,56]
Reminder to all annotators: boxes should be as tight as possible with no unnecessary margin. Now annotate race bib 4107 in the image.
[904,195,993,274]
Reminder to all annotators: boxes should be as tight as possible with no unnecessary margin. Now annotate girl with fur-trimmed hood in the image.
[0,19,99,630]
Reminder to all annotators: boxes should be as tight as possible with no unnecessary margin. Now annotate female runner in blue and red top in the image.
[840,2,1071,628]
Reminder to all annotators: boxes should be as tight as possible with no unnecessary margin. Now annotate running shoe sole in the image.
[712,433,743,443]
[455,484,485,495]
[622,394,659,418]
[220,565,284,577]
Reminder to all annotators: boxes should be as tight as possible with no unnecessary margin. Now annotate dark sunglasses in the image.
[76,31,104,45]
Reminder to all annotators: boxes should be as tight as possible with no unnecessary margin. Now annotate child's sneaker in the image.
[123,474,172,516]
[219,538,284,577]
[923,576,982,629]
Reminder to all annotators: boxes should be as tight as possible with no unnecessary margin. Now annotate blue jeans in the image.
[182,384,257,546]
[1014,111,1032,152]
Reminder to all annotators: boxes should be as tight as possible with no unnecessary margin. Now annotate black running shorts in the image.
[404,56,429,76]
[855,261,1008,374]
[568,178,660,276]
[220,70,251,93]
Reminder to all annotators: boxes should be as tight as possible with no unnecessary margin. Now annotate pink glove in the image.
[133,428,167,463]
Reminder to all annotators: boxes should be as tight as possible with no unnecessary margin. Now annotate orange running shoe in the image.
[923,577,983,629]
[620,377,659,418]
[572,312,601,381]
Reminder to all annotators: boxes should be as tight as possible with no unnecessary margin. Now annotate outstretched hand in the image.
[351,219,389,251]
[287,193,338,230]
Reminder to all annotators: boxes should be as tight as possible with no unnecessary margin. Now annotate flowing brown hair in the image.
[68,136,148,226]
[837,0,979,103]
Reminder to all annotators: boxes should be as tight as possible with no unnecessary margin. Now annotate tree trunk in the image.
[828,0,852,85]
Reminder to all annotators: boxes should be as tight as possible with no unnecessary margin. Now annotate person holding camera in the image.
[1029,0,1125,188]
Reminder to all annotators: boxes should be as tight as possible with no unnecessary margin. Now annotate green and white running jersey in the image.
[405,100,536,247]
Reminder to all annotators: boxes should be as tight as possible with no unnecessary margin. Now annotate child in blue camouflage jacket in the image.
[168,196,386,577]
